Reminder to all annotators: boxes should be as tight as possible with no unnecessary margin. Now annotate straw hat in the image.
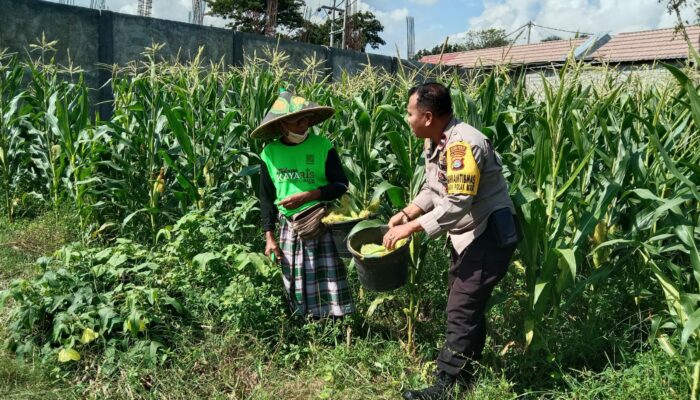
[250,87,335,140]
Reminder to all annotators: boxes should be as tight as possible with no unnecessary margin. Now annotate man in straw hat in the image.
[253,87,355,319]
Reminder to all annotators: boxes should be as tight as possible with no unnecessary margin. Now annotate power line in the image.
[531,23,593,37]
[504,23,530,38]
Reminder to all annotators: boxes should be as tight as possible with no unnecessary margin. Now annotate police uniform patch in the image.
[446,141,479,195]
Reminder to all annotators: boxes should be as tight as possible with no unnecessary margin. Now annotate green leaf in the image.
[554,248,576,280]
[589,239,638,255]
[629,188,660,201]
[149,341,163,363]
[347,219,384,241]
[513,186,538,207]
[555,148,594,199]
[675,225,700,291]
[681,308,700,347]
[657,335,678,357]
[163,106,194,160]
[107,253,128,268]
[573,183,621,247]
[370,181,403,208]
[386,130,412,181]
[122,208,148,229]
[533,279,548,307]
[650,260,684,323]
[80,328,99,344]
[0,290,11,309]
[58,348,81,362]
[663,63,700,131]
[193,252,220,268]
[634,114,700,200]
[238,164,260,177]
[163,296,184,314]
[366,295,394,318]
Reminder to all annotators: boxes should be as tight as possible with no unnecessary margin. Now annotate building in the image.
[419,26,700,69]
[420,26,700,91]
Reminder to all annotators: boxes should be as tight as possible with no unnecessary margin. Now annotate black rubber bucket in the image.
[348,225,411,292]
[326,218,366,258]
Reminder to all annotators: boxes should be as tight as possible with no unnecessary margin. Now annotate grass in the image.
[0,210,79,288]
[559,349,688,399]
[0,211,691,399]
[0,209,81,399]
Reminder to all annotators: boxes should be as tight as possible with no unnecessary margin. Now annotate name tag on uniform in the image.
[446,141,480,196]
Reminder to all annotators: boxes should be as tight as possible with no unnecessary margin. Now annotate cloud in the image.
[462,0,697,43]
[365,6,411,56]
[45,0,227,27]
[407,0,440,5]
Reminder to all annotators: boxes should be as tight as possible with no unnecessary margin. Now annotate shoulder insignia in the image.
[446,141,479,196]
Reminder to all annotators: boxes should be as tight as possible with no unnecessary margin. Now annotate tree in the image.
[660,0,700,22]
[463,28,510,50]
[413,28,509,60]
[413,43,468,60]
[207,0,305,36]
[347,11,386,51]
[300,11,386,52]
[659,0,700,45]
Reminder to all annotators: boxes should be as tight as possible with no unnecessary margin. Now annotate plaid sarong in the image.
[278,215,355,318]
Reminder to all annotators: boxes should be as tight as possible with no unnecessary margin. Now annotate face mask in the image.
[281,125,308,144]
[286,131,308,143]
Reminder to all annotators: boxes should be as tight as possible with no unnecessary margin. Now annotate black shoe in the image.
[401,371,456,400]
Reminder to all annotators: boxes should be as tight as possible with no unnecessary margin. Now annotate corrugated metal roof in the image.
[420,26,700,67]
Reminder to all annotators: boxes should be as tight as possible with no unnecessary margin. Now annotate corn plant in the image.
[0,50,28,222]
[23,36,86,211]
[3,39,700,389]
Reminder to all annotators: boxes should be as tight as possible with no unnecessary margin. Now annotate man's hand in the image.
[388,211,408,228]
[279,189,320,210]
[382,220,422,250]
[265,232,282,261]
[388,204,424,228]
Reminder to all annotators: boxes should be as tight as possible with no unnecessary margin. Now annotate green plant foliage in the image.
[1,36,699,397]
[1,207,283,370]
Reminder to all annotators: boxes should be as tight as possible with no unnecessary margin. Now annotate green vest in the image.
[260,134,332,217]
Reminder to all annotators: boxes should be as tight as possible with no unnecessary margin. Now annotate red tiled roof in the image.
[421,37,587,67]
[420,26,700,67]
[588,26,700,62]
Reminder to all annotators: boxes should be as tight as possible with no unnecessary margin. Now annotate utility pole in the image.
[341,0,348,49]
[265,0,278,36]
[527,21,532,44]
[137,0,152,17]
[192,0,206,25]
[319,2,344,47]
[90,0,106,9]
[330,0,337,47]
[341,0,356,49]
[406,16,415,59]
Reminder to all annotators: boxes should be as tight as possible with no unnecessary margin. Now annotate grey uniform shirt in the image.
[413,117,515,255]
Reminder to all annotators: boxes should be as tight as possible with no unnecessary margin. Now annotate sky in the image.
[46,0,697,57]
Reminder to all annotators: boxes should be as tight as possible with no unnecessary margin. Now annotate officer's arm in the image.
[416,141,484,237]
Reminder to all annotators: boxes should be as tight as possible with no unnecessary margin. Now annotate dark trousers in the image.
[436,219,517,378]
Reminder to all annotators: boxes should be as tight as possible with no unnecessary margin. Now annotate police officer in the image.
[383,82,519,400]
